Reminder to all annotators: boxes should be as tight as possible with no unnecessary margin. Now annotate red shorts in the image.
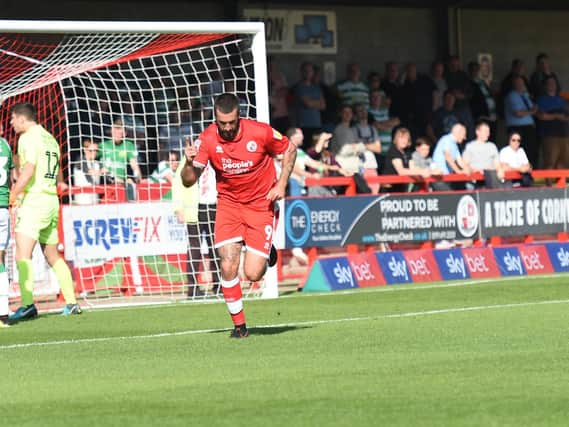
[214,199,277,258]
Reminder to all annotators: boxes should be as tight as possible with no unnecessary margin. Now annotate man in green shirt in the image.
[8,103,81,322]
[99,119,142,183]
[0,123,12,327]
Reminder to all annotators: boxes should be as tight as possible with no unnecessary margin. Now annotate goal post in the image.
[0,20,274,309]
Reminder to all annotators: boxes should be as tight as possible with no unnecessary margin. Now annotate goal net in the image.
[0,20,270,310]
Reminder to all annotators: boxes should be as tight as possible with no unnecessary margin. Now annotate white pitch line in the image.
[2,298,569,351]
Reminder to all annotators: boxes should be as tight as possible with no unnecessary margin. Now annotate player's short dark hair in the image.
[214,93,239,114]
[11,102,37,121]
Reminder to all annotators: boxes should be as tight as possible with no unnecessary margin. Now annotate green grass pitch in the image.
[1,275,569,426]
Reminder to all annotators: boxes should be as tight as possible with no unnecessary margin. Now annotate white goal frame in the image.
[0,19,270,123]
[0,20,278,308]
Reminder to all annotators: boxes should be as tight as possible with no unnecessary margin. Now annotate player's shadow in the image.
[249,325,311,336]
[210,325,310,336]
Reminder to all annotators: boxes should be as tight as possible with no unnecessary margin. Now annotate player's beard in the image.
[218,119,240,141]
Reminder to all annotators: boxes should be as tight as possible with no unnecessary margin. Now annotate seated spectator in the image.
[504,76,538,167]
[499,131,533,187]
[287,128,319,197]
[432,122,470,190]
[411,137,443,174]
[332,105,367,175]
[536,76,569,170]
[293,62,325,148]
[148,151,179,184]
[307,132,352,195]
[352,103,381,174]
[73,139,108,205]
[462,120,504,188]
[289,128,351,197]
[381,127,431,193]
[411,137,443,191]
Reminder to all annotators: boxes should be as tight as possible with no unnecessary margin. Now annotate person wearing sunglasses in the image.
[499,131,533,187]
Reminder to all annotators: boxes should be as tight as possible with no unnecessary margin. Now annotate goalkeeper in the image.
[8,103,81,322]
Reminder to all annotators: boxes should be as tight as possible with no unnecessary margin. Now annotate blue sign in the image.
[375,252,412,284]
[284,196,372,248]
[285,199,312,247]
[433,249,470,280]
[492,247,526,276]
[545,242,569,272]
[318,257,358,290]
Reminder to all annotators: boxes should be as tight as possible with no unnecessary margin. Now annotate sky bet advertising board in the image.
[284,193,479,249]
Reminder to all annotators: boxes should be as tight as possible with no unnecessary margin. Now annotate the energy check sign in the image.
[285,199,311,246]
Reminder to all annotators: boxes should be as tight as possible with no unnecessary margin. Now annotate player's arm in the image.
[180,141,204,187]
[267,139,297,202]
[9,162,34,206]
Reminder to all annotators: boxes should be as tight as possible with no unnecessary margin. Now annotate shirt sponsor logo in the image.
[220,158,253,174]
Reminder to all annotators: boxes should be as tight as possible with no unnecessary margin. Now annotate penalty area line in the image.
[2,298,569,351]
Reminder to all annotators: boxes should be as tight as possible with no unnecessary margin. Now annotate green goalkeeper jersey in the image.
[0,137,13,206]
[17,124,59,196]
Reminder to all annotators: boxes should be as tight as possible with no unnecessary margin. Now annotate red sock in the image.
[221,277,245,326]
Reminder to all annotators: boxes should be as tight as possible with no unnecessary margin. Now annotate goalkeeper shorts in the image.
[15,193,60,245]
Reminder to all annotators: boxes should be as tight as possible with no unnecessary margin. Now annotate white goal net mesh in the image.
[0,25,268,309]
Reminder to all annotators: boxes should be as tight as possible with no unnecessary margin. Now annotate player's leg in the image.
[217,242,248,338]
[0,208,10,326]
[214,200,248,338]
[242,208,277,282]
[41,243,80,315]
[9,231,38,322]
[39,203,80,316]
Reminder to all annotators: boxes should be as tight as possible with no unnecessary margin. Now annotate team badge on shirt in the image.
[216,145,223,153]
[246,141,258,152]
